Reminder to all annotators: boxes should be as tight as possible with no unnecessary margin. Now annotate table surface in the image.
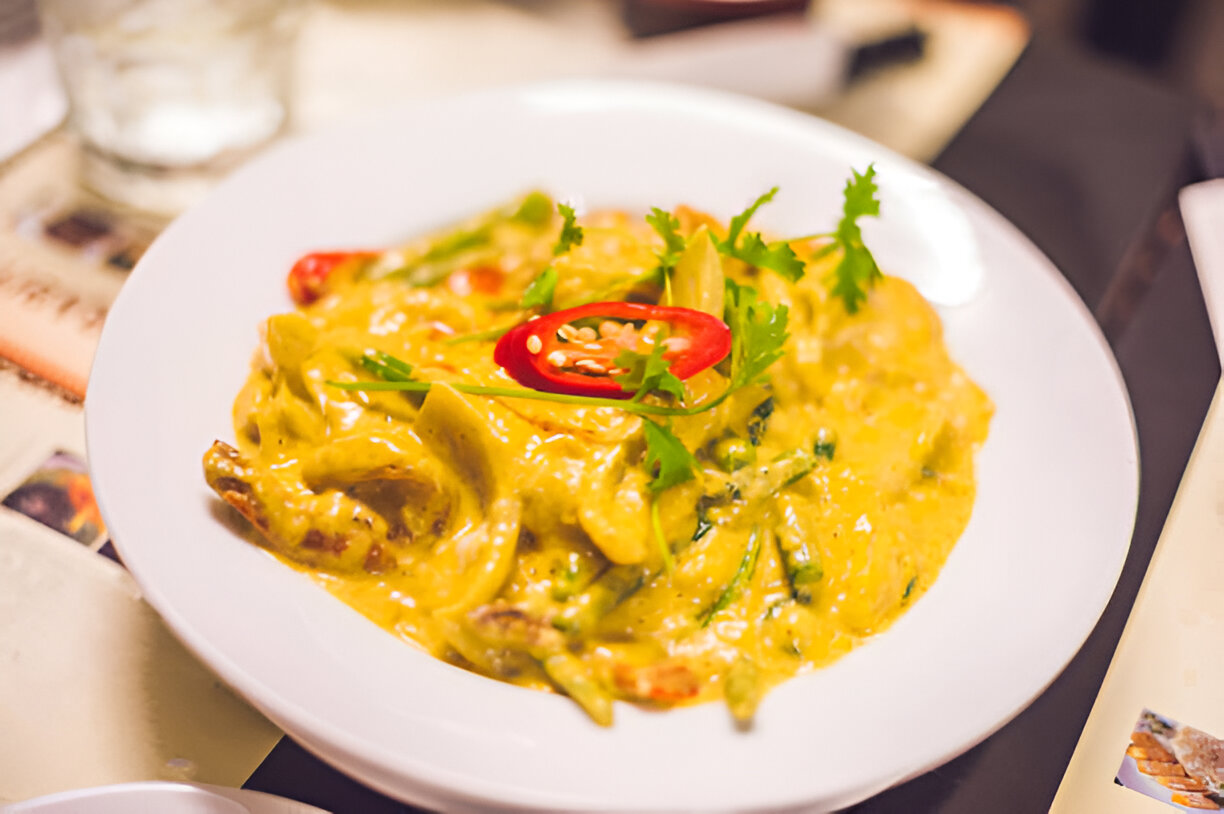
[1,4,1215,811]
[231,32,1220,814]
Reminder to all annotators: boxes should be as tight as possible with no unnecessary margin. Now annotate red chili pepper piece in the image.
[448,265,506,297]
[287,251,379,305]
[494,301,731,398]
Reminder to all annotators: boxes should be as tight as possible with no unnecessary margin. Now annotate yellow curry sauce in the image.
[203,190,993,724]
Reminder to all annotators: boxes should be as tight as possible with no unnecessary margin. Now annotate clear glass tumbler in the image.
[37,0,306,214]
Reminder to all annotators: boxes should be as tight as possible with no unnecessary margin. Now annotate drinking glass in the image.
[37,0,306,214]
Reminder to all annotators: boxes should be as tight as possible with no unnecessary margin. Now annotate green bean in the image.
[724,656,762,725]
[460,604,615,725]
[728,449,816,500]
[700,526,762,627]
[774,521,823,606]
[552,563,652,636]
[541,653,614,726]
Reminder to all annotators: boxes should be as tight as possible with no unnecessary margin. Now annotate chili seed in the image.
[575,327,598,342]
[558,324,581,341]
[526,335,543,354]
[575,359,607,374]
[546,350,568,367]
[662,336,691,352]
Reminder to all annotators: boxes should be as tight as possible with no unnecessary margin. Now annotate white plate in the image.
[1,782,330,814]
[85,80,1139,813]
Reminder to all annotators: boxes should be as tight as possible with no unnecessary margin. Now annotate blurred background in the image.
[1010,0,1223,108]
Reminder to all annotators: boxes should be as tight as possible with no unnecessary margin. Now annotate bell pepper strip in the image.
[287,250,379,305]
[493,302,731,399]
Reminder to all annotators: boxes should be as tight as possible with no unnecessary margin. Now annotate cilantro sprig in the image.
[554,203,584,256]
[714,188,806,282]
[824,165,882,314]
[613,342,686,403]
[642,419,697,493]
[518,202,585,311]
[706,168,882,311]
[723,279,789,389]
[646,207,686,273]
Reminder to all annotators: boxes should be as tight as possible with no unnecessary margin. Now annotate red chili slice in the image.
[493,302,731,398]
[287,250,379,305]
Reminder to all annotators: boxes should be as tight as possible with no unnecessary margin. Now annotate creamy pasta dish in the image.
[203,170,992,725]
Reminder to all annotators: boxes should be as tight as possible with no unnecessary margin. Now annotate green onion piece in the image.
[359,350,414,382]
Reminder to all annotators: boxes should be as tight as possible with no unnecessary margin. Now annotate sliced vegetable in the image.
[670,226,725,318]
[493,302,731,398]
[287,250,378,305]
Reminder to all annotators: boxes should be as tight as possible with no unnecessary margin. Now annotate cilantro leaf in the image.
[730,233,806,282]
[554,203,584,257]
[641,419,697,493]
[713,187,807,283]
[520,266,558,309]
[724,278,789,388]
[726,188,778,247]
[646,207,687,270]
[828,165,882,313]
[613,342,686,402]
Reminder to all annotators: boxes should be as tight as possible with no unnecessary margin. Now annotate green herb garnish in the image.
[520,266,558,309]
[646,207,686,272]
[723,278,789,389]
[642,419,697,494]
[613,342,686,403]
[554,203,584,256]
[715,188,806,282]
[826,165,882,313]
